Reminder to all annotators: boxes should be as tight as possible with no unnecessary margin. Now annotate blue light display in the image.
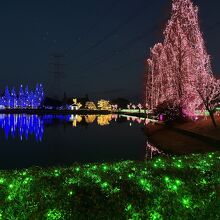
[0,84,44,109]
[0,114,71,142]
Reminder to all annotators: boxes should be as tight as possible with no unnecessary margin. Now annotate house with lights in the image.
[70,103,79,110]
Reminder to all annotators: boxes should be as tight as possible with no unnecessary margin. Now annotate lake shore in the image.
[145,116,220,155]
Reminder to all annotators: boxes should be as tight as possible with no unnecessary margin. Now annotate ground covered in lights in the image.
[0,153,220,219]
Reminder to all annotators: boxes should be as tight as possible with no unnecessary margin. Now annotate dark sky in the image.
[0,0,220,101]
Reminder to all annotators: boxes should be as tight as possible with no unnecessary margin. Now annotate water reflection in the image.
[85,115,96,124]
[0,114,44,141]
[69,114,118,127]
[0,114,70,142]
[0,114,166,169]
[145,141,165,159]
[0,113,162,160]
[42,115,71,124]
[97,115,112,126]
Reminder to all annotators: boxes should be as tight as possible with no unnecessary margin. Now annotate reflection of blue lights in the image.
[0,114,71,142]
[42,115,71,124]
[0,114,44,142]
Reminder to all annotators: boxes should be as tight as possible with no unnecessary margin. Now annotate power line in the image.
[72,22,161,77]
[64,0,123,56]
[70,1,154,61]
[74,17,219,78]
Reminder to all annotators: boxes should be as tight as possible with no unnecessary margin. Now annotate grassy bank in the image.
[0,153,220,219]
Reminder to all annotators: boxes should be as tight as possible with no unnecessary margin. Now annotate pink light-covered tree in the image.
[144,43,178,110]
[193,74,220,127]
[144,0,215,117]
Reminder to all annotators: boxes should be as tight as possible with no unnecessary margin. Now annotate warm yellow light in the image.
[97,100,112,110]
[73,99,77,104]
[85,115,96,123]
[85,102,97,110]
[97,115,112,126]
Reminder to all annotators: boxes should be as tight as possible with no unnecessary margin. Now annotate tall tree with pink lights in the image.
[194,74,220,127]
[144,0,220,120]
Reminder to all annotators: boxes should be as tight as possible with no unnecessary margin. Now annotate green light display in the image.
[0,152,220,219]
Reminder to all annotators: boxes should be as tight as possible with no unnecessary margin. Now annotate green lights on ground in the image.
[181,196,192,209]
[163,177,182,192]
[112,187,120,193]
[102,165,108,171]
[66,177,79,185]
[0,152,219,219]
[7,195,13,201]
[164,176,170,183]
[200,178,207,185]
[128,173,135,179]
[175,179,182,186]
[23,177,32,184]
[22,171,27,176]
[92,165,97,170]
[68,191,74,196]
[139,179,152,192]
[54,169,61,177]
[173,159,184,168]
[125,203,132,212]
[101,182,109,189]
[46,209,62,220]
[150,211,163,220]
[0,178,4,184]
[153,158,166,168]
[75,167,80,172]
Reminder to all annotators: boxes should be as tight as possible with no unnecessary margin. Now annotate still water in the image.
[0,114,161,169]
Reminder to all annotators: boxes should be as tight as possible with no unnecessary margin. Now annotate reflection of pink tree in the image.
[136,118,142,124]
[145,141,164,159]
[145,119,150,125]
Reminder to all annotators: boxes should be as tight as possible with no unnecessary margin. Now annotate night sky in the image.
[0,0,220,101]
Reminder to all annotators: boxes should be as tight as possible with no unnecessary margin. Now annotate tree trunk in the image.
[209,110,217,128]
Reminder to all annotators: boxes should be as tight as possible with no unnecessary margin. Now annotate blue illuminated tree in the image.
[11,87,17,108]
[4,86,11,108]
[0,97,4,107]
[29,91,34,108]
[38,83,44,107]
[25,86,29,108]
[18,85,25,108]
[1,84,44,109]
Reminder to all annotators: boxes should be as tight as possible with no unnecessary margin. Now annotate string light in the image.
[0,152,219,219]
[144,0,219,117]
[0,84,44,109]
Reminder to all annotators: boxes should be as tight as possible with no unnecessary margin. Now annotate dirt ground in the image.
[175,115,220,141]
[145,115,220,155]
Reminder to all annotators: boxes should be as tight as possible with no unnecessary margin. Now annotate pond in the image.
[0,114,161,169]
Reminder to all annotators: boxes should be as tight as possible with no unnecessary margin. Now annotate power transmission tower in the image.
[49,54,65,99]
